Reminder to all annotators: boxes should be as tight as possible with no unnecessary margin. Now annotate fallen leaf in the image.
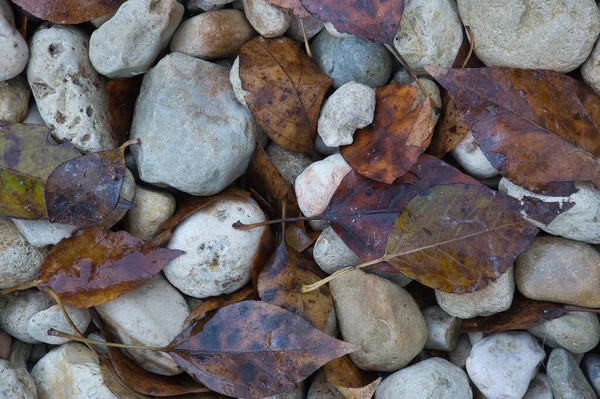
[427,93,470,158]
[11,0,126,24]
[99,356,150,399]
[324,356,381,399]
[168,301,357,399]
[0,169,47,219]
[405,282,437,310]
[285,223,320,253]
[107,77,143,147]
[341,82,434,184]
[184,285,254,325]
[239,37,332,152]
[427,66,600,196]
[36,227,184,308]
[382,184,538,292]
[268,0,310,17]
[518,196,575,226]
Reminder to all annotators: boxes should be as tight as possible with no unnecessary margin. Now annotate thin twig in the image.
[461,26,474,69]
[0,280,37,296]
[48,329,166,351]
[300,19,312,57]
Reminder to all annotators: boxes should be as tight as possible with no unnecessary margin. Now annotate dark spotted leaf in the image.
[184,285,254,325]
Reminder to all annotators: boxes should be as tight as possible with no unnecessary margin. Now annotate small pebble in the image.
[581,353,600,396]
[187,0,232,12]
[0,76,29,123]
[451,132,499,179]
[0,0,28,81]
[124,185,176,242]
[265,142,312,187]
[422,306,461,351]
[243,0,290,38]
[547,347,596,398]
[448,334,471,369]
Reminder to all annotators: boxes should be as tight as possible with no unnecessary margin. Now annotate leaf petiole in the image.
[47,329,166,352]
[301,257,386,293]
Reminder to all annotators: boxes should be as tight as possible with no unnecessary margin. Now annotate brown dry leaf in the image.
[36,227,184,308]
[285,223,320,253]
[11,0,126,24]
[341,82,434,184]
[184,285,254,325]
[100,356,150,399]
[107,76,142,147]
[239,37,332,153]
[324,355,381,399]
[427,93,470,158]
[268,0,310,17]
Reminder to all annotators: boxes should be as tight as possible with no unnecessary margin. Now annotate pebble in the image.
[265,142,312,186]
[311,30,392,89]
[0,290,53,344]
[32,343,118,399]
[448,334,471,369]
[8,340,31,369]
[243,0,290,38]
[392,73,443,125]
[124,185,176,242]
[457,0,600,72]
[0,217,47,290]
[499,178,600,244]
[0,0,28,82]
[435,266,515,318]
[131,53,257,196]
[317,81,376,147]
[314,134,340,156]
[164,197,266,298]
[229,56,249,107]
[0,359,38,399]
[467,332,545,399]
[95,275,189,375]
[286,16,323,42]
[451,132,499,179]
[306,369,344,399]
[0,76,29,123]
[547,347,596,399]
[394,0,463,75]
[22,100,44,125]
[330,269,427,371]
[422,306,461,351]
[582,38,600,96]
[27,305,92,345]
[295,153,352,230]
[27,25,115,153]
[515,236,600,307]
[527,312,600,354]
[582,353,600,396]
[376,357,472,399]
[187,0,233,12]
[523,373,553,399]
[89,0,184,78]
[171,9,255,59]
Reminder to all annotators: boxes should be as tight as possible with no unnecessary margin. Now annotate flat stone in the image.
[0,76,29,123]
[547,347,596,399]
[0,0,28,81]
[528,312,600,354]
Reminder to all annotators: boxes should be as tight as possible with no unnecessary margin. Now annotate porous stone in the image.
[457,0,600,72]
[582,353,600,396]
[466,332,545,399]
[330,269,427,371]
[422,306,461,351]
[516,236,600,307]
[0,359,37,399]
[229,56,249,107]
[523,373,553,399]
[27,305,92,345]
[547,347,596,399]
[164,197,266,298]
[265,142,312,186]
[95,275,189,375]
[124,185,176,241]
[499,178,600,244]
[311,30,392,89]
[448,334,471,369]
[307,369,344,399]
[583,38,600,96]
[435,266,515,318]
[528,312,600,354]
[28,25,115,153]
[0,76,29,123]
[286,16,324,42]
[451,132,499,179]
[131,53,257,196]
[0,290,53,344]
[376,358,472,399]
[243,0,290,38]
[32,343,118,399]
[317,82,376,147]
[394,0,463,75]
[0,0,28,82]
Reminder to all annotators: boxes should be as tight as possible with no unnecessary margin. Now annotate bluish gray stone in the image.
[547,348,596,399]
[582,353,600,396]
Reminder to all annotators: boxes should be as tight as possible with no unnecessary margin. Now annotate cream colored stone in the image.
[124,185,176,241]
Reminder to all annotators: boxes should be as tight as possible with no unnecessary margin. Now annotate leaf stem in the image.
[461,26,474,69]
[564,305,600,314]
[0,280,38,296]
[120,138,141,150]
[47,329,166,351]
[301,257,386,293]
[300,19,313,57]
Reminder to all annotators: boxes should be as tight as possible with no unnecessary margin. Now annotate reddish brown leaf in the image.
[268,0,310,17]
[11,0,126,24]
[168,301,357,399]
[299,0,404,44]
[341,82,434,184]
[107,76,142,147]
[381,184,538,293]
[519,196,575,226]
[324,355,381,399]
[239,37,332,152]
[427,93,470,158]
[99,357,150,399]
[427,66,600,196]
[285,223,320,253]
[184,285,254,325]
[36,227,184,308]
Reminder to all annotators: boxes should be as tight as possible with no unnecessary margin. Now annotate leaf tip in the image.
[423,65,446,79]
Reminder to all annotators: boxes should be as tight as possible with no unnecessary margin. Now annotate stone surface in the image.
[528,312,600,354]
[243,0,290,38]
[582,353,600,396]
[95,275,189,375]
[265,142,312,186]
[229,56,248,107]
[28,25,115,153]
[457,0,600,72]
[394,0,463,75]
[516,236,600,307]
[0,359,37,399]
[330,269,427,371]
[466,332,545,399]
[27,305,92,345]
[583,37,600,96]
[307,369,344,399]
[317,81,376,147]
[0,330,10,360]
[187,0,233,12]
[451,132,499,179]
[90,0,183,78]
[0,76,29,123]
[22,100,44,125]
[391,74,442,125]
[448,334,471,369]
[131,53,256,195]
[422,306,461,351]
[0,0,28,82]
[523,373,553,399]
[376,358,472,399]
[171,9,255,59]
[164,197,266,298]
[314,134,339,156]
[0,290,53,344]
[311,30,392,89]
[124,185,176,241]
[32,343,118,399]
[435,266,515,318]
[500,178,600,244]
[8,340,30,370]
[547,347,596,399]
[286,16,323,42]
[0,217,47,290]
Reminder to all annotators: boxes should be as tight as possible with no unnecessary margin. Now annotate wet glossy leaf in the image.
[239,37,332,152]
[0,169,47,219]
[268,0,310,17]
[36,227,184,308]
[324,356,381,399]
[184,285,254,325]
[427,94,470,158]
[107,77,142,147]
[11,0,126,24]
[299,0,404,44]
[341,82,434,184]
[382,184,538,293]
[427,66,600,196]
[168,301,357,399]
